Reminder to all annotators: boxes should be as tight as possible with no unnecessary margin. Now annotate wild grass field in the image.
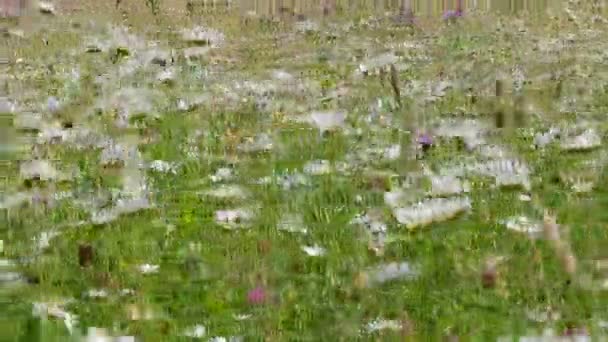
[1,1,608,341]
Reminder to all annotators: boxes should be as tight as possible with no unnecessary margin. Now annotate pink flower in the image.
[247,286,266,305]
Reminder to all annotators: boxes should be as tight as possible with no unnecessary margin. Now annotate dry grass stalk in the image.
[543,210,577,276]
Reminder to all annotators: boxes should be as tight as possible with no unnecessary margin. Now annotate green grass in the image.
[1,4,608,341]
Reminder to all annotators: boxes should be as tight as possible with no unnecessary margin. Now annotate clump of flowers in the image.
[247,286,267,305]
[443,9,463,21]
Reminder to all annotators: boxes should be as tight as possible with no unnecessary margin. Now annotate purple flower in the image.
[415,132,434,157]
[442,10,463,21]
[247,286,266,305]
[416,132,433,147]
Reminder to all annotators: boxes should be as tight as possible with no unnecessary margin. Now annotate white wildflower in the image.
[500,216,543,238]
[86,289,109,298]
[183,324,206,338]
[428,175,470,197]
[38,1,56,14]
[383,144,401,160]
[156,68,176,84]
[91,208,120,225]
[301,245,326,256]
[32,230,60,252]
[303,159,332,175]
[308,110,347,133]
[120,289,135,296]
[214,208,255,229]
[202,185,249,200]
[560,129,601,151]
[210,168,235,183]
[534,127,561,148]
[32,301,78,335]
[233,314,252,321]
[149,160,178,174]
[138,264,160,274]
[364,318,403,333]
[519,193,532,201]
[392,197,471,229]
[20,160,59,181]
[364,261,418,287]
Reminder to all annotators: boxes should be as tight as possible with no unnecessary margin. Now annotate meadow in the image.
[1,1,608,340]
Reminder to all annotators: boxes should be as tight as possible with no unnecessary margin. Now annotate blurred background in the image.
[225,0,564,17]
[0,0,571,19]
